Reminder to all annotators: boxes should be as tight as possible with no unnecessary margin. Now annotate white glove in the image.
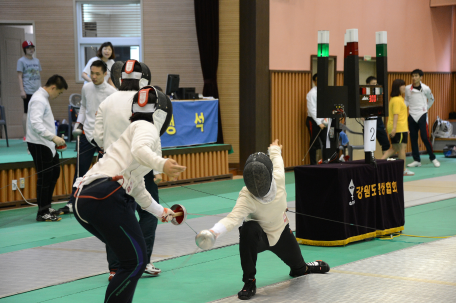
[160,208,175,223]
[195,230,217,250]
[52,136,66,146]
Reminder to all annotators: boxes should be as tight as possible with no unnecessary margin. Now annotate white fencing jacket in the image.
[26,87,57,155]
[211,146,289,246]
[307,86,323,125]
[78,120,166,216]
[93,91,136,150]
[77,81,117,144]
[404,82,434,122]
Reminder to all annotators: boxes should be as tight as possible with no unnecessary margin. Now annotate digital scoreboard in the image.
[359,85,384,117]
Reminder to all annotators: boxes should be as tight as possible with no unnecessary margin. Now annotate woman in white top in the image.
[82,42,116,87]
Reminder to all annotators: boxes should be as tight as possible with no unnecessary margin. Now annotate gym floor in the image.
[0,154,455,302]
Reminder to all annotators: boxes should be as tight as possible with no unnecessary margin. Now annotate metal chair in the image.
[0,105,9,147]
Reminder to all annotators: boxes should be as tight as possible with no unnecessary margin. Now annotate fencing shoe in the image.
[306,260,330,274]
[58,203,73,215]
[49,207,64,216]
[432,159,440,167]
[144,263,161,276]
[36,212,61,222]
[238,279,256,300]
[407,161,421,167]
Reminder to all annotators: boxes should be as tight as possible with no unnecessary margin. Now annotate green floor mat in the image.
[2,197,455,303]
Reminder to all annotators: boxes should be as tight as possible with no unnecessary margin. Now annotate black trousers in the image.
[107,170,159,270]
[27,142,60,215]
[73,180,148,303]
[376,118,390,151]
[68,134,102,204]
[239,221,307,283]
[408,113,435,162]
[305,117,327,165]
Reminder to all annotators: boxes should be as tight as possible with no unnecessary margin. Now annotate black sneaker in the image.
[57,204,73,215]
[238,279,256,300]
[306,260,330,273]
[49,207,64,216]
[36,213,62,222]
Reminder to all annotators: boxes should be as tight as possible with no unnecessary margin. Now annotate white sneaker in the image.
[432,159,440,167]
[144,263,161,276]
[407,161,421,167]
[403,169,415,176]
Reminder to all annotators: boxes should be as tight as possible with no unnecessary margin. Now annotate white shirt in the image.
[80,121,167,215]
[307,86,323,125]
[83,57,115,84]
[404,82,434,122]
[26,87,57,155]
[77,81,117,144]
[211,146,289,246]
[94,91,164,174]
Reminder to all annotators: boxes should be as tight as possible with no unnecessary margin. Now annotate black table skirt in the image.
[294,159,404,246]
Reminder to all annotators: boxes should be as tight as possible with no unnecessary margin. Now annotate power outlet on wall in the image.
[12,180,17,191]
[20,178,25,189]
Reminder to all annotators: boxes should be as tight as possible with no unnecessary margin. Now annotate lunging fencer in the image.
[72,85,185,303]
[195,139,330,300]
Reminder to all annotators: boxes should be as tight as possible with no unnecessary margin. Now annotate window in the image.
[75,1,142,82]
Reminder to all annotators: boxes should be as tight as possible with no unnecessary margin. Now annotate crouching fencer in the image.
[72,87,186,303]
[196,139,330,300]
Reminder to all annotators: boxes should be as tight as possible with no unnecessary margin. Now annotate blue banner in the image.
[161,99,219,148]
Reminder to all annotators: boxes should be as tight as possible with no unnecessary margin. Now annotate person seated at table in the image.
[195,139,330,300]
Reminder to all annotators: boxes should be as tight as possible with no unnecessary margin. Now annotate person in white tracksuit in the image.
[404,69,440,168]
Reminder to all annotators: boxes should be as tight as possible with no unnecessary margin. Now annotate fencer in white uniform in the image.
[72,86,185,303]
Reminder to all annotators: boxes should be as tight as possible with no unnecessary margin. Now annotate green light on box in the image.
[318,44,329,57]
[376,44,387,57]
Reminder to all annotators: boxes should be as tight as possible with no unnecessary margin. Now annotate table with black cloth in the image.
[294,159,404,246]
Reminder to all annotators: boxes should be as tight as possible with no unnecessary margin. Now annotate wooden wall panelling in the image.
[218,0,240,164]
[0,164,75,203]
[271,71,455,168]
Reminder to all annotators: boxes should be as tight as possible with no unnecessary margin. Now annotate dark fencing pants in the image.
[73,180,147,303]
[27,142,60,215]
[305,117,327,165]
[239,221,307,283]
[408,113,435,162]
[376,118,390,151]
[69,134,102,204]
[107,170,159,270]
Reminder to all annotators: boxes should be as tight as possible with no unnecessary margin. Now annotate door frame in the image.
[0,20,36,56]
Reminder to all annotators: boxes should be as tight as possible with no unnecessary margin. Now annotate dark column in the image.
[239,0,270,169]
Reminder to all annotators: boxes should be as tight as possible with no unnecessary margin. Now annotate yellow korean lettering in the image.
[166,115,176,135]
[371,184,376,196]
[195,112,205,132]
[386,182,392,194]
[356,186,363,200]
[364,185,370,198]
[392,181,398,193]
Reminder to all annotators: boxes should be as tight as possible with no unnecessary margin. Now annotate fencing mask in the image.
[110,59,151,89]
[132,86,173,136]
[243,152,275,202]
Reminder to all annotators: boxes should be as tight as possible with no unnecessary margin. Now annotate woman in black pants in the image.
[72,87,185,302]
